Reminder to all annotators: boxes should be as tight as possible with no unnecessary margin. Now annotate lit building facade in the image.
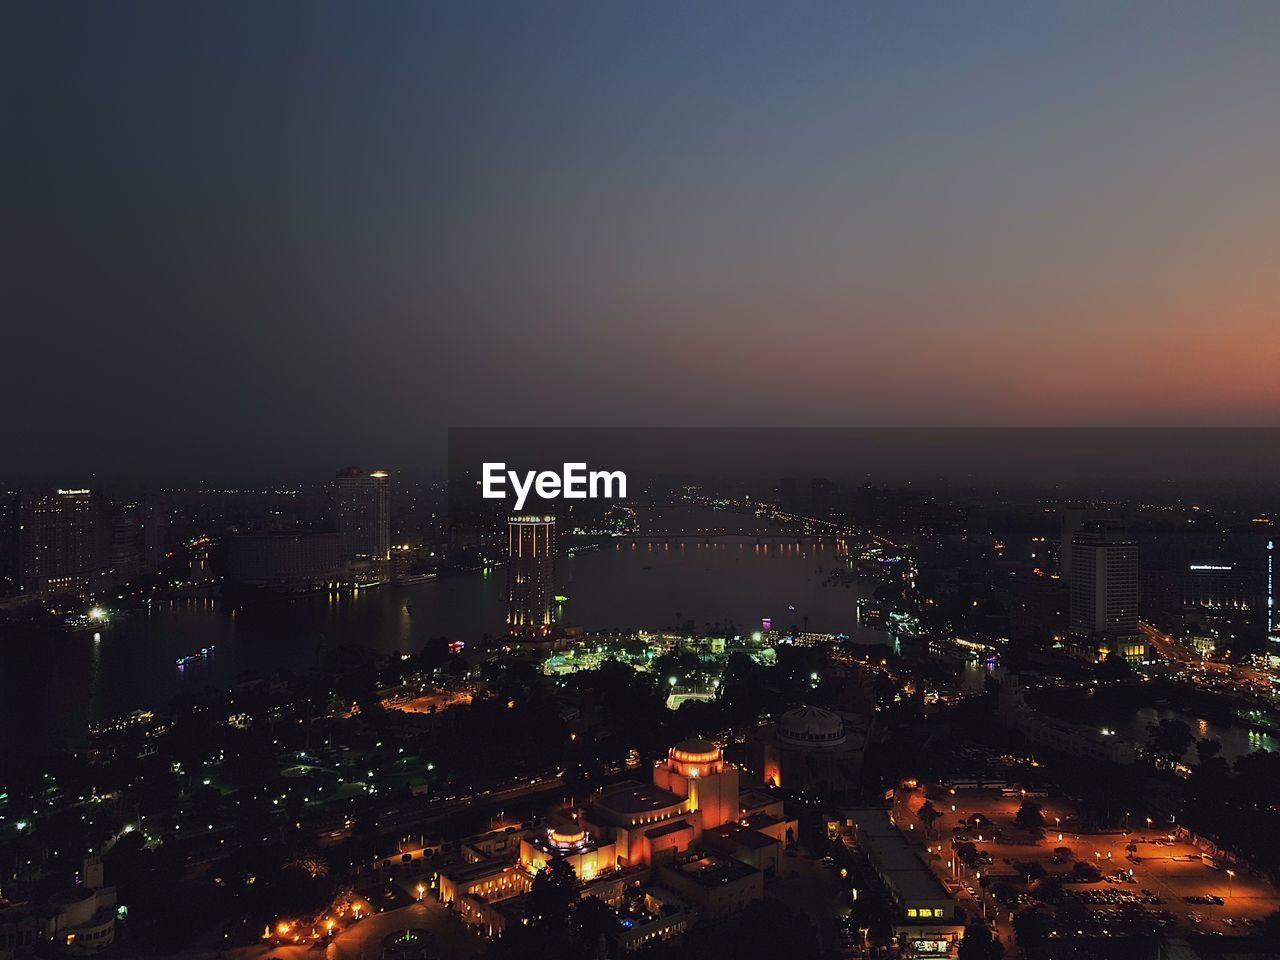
[519,823,617,881]
[442,736,788,945]
[652,737,739,830]
[575,738,754,868]
[17,489,111,597]
[1068,523,1144,661]
[335,467,390,581]
[506,514,555,638]
[845,809,962,957]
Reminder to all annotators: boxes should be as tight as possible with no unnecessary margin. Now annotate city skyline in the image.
[6,5,1280,959]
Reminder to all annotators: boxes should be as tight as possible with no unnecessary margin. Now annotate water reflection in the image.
[3,535,877,759]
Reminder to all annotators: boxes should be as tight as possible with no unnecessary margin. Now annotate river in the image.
[2,536,882,761]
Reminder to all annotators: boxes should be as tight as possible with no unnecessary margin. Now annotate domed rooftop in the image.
[547,824,588,849]
[670,737,721,763]
[777,705,846,747]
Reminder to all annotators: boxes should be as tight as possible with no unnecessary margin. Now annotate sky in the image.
[5,1,1280,479]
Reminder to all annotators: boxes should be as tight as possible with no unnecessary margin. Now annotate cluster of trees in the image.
[1182,734,1280,873]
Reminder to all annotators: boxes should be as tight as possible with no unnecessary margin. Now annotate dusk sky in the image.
[7,2,1280,478]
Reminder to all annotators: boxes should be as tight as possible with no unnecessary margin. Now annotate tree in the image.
[1097,654,1134,682]
[1146,718,1193,763]
[958,918,1005,960]
[489,858,580,960]
[1072,860,1102,882]
[1011,908,1050,947]
[1196,738,1223,766]
[528,857,579,930]
[1014,861,1047,882]
[1032,875,1064,905]
[1014,800,1044,832]
[917,800,942,837]
[1262,908,1280,944]
[572,896,619,958]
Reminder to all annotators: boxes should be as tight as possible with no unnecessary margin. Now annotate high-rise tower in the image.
[506,514,555,638]
[1069,522,1142,661]
[335,468,390,582]
[17,488,111,597]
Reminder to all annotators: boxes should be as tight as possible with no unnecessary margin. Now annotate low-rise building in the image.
[846,809,963,957]
[656,852,764,921]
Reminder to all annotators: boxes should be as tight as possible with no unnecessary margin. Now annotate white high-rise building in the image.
[335,467,390,582]
[1069,522,1143,661]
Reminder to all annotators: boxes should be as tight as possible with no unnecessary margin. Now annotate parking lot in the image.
[893,784,1280,938]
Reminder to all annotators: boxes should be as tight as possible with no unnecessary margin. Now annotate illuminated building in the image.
[17,489,111,597]
[1068,522,1144,661]
[577,738,740,867]
[1268,540,1280,669]
[652,738,739,830]
[519,822,616,881]
[1269,539,1275,634]
[506,514,555,639]
[1181,562,1261,612]
[1,855,120,954]
[845,809,962,956]
[749,704,872,795]
[438,858,533,936]
[335,467,391,582]
[520,737,789,879]
[446,736,792,942]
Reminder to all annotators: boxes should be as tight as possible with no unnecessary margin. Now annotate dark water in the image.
[2,537,881,761]
[1108,705,1279,764]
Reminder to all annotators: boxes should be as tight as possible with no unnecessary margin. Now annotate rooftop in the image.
[848,808,953,904]
[645,818,694,840]
[596,781,686,817]
[667,852,758,887]
[441,857,520,884]
[703,822,779,851]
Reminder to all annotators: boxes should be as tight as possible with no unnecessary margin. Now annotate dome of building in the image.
[547,824,588,849]
[669,737,721,764]
[776,705,846,747]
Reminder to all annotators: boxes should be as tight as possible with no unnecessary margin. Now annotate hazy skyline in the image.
[7,1,1280,477]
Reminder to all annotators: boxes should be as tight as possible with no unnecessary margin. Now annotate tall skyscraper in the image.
[335,468,390,582]
[506,514,555,639]
[106,497,161,586]
[1069,522,1143,661]
[1059,506,1086,582]
[17,488,111,597]
[1266,540,1280,669]
[1268,539,1275,635]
